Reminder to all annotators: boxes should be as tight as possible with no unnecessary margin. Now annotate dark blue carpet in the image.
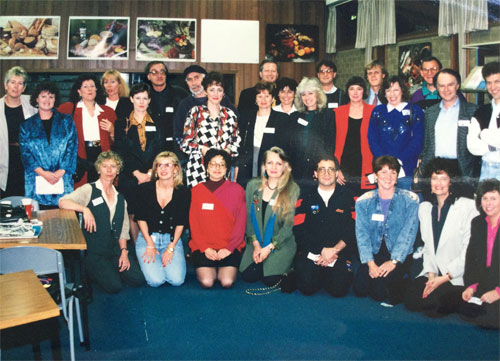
[2,266,499,360]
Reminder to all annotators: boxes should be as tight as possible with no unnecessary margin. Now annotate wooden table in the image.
[0,209,86,250]
[0,209,90,350]
[0,270,60,330]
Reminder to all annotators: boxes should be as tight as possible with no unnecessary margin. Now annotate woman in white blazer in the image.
[0,66,37,196]
[405,158,478,317]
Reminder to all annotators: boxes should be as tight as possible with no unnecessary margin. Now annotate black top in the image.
[134,181,190,236]
[293,185,355,257]
[340,117,362,178]
[41,115,54,144]
[4,104,25,143]
[325,89,349,109]
[431,198,451,254]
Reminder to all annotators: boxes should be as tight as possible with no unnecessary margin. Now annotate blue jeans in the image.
[480,160,500,181]
[136,232,186,287]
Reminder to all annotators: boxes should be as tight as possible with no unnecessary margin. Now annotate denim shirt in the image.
[355,188,419,264]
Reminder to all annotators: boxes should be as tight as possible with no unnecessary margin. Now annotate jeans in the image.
[480,160,500,181]
[136,232,186,287]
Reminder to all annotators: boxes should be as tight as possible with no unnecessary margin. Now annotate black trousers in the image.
[85,253,145,294]
[405,276,464,317]
[295,253,353,297]
[240,262,282,287]
[353,240,411,305]
[460,297,500,329]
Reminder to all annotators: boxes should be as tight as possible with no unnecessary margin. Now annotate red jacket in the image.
[58,102,116,188]
[334,102,375,190]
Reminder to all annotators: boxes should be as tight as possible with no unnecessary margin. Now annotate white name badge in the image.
[92,197,104,206]
[297,118,309,126]
[202,203,214,210]
[328,102,338,109]
[145,125,156,132]
[402,109,410,116]
[458,120,471,127]
[269,199,276,206]
[371,213,384,222]
[263,127,275,134]
[166,106,174,113]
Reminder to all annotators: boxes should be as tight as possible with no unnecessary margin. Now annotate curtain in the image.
[326,5,337,54]
[439,0,488,36]
[355,0,396,63]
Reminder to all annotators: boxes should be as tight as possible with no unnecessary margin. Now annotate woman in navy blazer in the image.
[19,82,77,208]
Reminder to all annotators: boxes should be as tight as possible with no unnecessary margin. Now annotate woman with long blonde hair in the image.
[239,146,300,286]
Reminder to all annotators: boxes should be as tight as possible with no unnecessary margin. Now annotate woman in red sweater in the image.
[334,76,375,197]
[189,149,246,289]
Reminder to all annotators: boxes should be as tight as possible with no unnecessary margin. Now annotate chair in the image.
[0,196,40,212]
[0,246,83,361]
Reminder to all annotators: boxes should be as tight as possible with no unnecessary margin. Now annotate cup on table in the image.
[21,198,32,220]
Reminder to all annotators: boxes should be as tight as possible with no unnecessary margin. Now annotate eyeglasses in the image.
[422,67,439,73]
[149,70,166,76]
[317,167,336,174]
[157,163,175,169]
[208,162,226,169]
[318,69,334,74]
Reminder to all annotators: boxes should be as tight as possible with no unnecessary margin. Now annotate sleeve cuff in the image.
[468,283,478,292]
[496,287,500,297]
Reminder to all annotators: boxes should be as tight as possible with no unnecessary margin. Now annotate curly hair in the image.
[475,178,500,213]
[69,74,106,105]
[30,82,60,108]
[294,77,327,112]
[94,150,124,173]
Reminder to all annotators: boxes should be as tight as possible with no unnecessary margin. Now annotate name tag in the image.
[145,125,156,132]
[402,109,410,116]
[166,106,174,113]
[92,197,104,206]
[269,199,276,206]
[263,127,275,134]
[202,203,214,210]
[458,120,470,127]
[372,213,384,222]
[328,102,338,109]
[297,118,308,126]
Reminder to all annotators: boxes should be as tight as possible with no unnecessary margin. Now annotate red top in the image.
[189,181,246,252]
[58,102,116,188]
[334,102,375,190]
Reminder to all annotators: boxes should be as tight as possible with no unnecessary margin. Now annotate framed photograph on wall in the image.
[0,16,60,59]
[67,16,129,60]
[265,24,318,63]
[398,42,432,89]
[136,18,196,61]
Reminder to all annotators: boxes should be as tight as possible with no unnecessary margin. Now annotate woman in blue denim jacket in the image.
[354,155,419,305]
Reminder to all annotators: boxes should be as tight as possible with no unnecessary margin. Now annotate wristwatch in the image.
[391,259,398,265]
[121,248,129,254]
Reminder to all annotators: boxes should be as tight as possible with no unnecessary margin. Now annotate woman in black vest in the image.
[59,151,145,294]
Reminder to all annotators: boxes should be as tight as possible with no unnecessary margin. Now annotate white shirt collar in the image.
[387,102,407,113]
[492,100,500,116]
[324,85,337,94]
[95,179,118,209]
[76,101,104,115]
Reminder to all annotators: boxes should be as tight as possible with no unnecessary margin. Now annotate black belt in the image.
[85,140,101,147]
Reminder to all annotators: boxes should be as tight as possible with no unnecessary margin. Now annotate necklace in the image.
[266,181,277,191]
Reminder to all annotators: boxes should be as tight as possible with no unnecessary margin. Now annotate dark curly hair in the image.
[30,82,60,108]
[204,148,231,176]
[69,74,106,105]
[202,71,225,91]
[475,178,500,213]
[381,76,410,104]
[421,157,462,203]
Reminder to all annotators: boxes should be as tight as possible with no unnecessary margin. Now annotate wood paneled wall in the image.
[0,0,326,102]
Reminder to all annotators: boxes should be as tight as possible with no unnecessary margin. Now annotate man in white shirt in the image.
[467,62,500,180]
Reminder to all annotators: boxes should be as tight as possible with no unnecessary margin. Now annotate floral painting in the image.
[0,16,60,59]
[398,42,432,89]
[67,17,129,59]
[265,24,318,63]
[136,18,196,61]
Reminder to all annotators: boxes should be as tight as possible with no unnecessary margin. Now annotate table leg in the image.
[79,250,91,351]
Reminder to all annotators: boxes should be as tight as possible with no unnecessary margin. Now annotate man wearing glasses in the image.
[410,56,442,110]
[289,155,355,297]
[316,60,348,110]
[145,61,188,152]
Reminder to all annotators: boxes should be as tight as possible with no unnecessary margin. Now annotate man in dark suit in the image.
[420,68,479,178]
[237,59,279,113]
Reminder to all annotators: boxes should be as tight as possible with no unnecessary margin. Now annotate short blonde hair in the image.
[101,69,129,97]
[4,66,28,85]
[294,77,327,112]
[151,151,183,187]
[94,151,123,172]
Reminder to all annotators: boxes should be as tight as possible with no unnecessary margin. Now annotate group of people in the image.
[0,56,498,329]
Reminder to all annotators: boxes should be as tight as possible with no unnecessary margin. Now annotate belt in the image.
[85,140,101,147]
[8,142,19,146]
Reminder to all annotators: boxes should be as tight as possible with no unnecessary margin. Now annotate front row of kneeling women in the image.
[59,149,499,329]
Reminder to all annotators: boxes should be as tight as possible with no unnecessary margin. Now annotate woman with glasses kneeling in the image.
[59,151,145,293]
[354,155,419,305]
[239,146,300,287]
[134,151,190,287]
[405,158,478,317]
[189,149,246,288]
